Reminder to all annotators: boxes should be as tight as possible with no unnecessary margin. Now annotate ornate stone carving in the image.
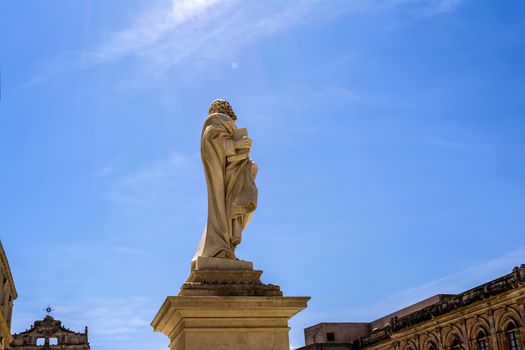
[10,315,89,350]
[179,269,282,297]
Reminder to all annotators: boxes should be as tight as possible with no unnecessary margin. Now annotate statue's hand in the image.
[234,136,252,150]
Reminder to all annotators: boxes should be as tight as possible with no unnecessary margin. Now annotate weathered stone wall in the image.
[0,241,17,350]
[304,323,371,345]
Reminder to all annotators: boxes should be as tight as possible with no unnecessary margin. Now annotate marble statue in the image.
[193,99,258,262]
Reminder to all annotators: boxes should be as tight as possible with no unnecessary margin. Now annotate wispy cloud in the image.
[64,296,151,338]
[426,137,493,151]
[119,153,188,186]
[16,296,154,337]
[292,249,524,341]
[83,0,309,70]
[28,244,150,267]
[113,245,149,256]
[16,0,464,90]
[439,212,463,223]
[333,247,525,321]
[424,0,463,14]
[82,0,464,71]
[100,152,192,207]
[84,0,227,66]
[94,165,116,179]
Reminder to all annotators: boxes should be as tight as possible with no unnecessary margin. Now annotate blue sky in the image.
[1,1,524,349]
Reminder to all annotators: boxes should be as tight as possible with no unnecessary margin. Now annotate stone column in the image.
[152,257,310,350]
[487,309,498,350]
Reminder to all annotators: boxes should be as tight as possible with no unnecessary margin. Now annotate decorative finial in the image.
[44,304,54,315]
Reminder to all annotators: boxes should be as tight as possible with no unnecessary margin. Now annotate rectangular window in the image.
[477,339,488,350]
[508,331,520,350]
[327,332,335,342]
[36,338,45,346]
[49,338,58,345]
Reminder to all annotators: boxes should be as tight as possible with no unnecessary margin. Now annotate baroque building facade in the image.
[0,242,17,350]
[297,265,524,350]
[10,315,90,350]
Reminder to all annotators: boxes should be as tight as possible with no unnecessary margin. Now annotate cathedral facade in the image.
[10,315,90,350]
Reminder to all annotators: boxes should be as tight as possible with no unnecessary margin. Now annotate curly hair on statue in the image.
[208,99,237,120]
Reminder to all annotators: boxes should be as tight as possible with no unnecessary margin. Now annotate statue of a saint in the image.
[193,99,258,262]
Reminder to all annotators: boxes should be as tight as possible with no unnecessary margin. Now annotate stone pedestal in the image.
[152,295,309,350]
[152,257,310,350]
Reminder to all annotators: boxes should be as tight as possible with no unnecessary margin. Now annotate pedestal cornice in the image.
[152,295,310,350]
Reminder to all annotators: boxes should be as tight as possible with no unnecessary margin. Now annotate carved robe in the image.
[193,112,258,260]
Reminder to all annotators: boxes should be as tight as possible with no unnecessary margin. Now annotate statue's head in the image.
[208,99,237,120]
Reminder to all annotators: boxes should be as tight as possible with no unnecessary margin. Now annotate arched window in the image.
[428,342,437,350]
[507,322,521,350]
[451,337,461,350]
[477,330,488,350]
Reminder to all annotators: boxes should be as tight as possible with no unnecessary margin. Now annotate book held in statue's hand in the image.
[228,128,250,162]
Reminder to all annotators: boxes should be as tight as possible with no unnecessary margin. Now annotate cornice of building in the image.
[0,240,18,298]
[388,286,525,342]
